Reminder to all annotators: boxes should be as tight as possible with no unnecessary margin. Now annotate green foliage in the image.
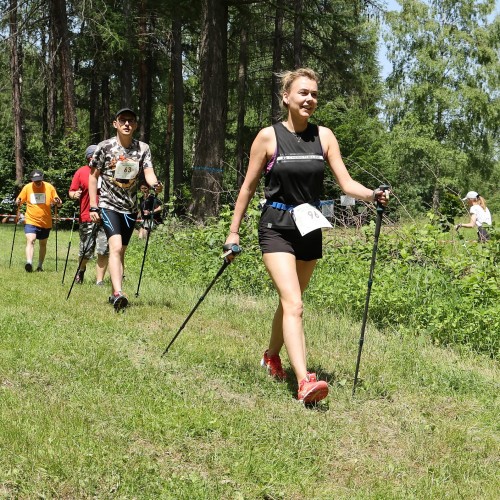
[311,222,499,357]
[383,0,500,210]
[128,198,273,296]
[130,216,499,358]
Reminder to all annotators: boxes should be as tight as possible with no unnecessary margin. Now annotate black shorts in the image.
[24,224,50,240]
[258,225,322,261]
[478,227,490,243]
[100,208,137,246]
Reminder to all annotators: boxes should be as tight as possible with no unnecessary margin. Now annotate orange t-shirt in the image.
[17,182,59,229]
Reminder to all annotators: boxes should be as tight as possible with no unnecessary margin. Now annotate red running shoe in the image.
[260,350,287,380]
[297,373,328,403]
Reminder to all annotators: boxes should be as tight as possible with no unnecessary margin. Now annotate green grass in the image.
[0,225,498,499]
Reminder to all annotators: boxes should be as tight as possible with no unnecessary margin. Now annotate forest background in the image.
[0,2,499,495]
[0,0,499,222]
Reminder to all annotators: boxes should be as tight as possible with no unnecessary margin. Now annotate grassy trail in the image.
[0,226,498,499]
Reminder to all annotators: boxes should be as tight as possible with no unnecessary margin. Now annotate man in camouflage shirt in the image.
[88,108,162,311]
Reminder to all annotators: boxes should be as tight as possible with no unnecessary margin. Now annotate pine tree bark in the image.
[138,0,153,142]
[293,0,303,68]
[164,67,173,204]
[49,0,77,134]
[172,16,185,205]
[190,0,228,221]
[89,63,100,144]
[120,0,133,108]
[46,13,57,142]
[235,19,248,188]
[101,76,111,139]
[271,0,284,124]
[9,0,24,186]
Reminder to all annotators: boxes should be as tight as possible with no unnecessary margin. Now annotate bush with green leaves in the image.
[128,210,498,358]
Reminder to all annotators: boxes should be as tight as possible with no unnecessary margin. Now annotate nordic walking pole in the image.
[9,205,21,268]
[161,243,242,356]
[135,194,157,298]
[66,223,99,300]
[352,185,390,396]
[62,208,78,284]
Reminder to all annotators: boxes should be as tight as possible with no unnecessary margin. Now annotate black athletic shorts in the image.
[478,227,490,243]
[258,225,322,261]
[100,208,137,246]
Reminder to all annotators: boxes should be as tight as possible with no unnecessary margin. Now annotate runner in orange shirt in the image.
[16,170,62,272]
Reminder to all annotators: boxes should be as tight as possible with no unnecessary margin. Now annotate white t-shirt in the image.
[470,205,492,227]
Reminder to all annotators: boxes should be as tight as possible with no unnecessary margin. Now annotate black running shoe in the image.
[25,263,33,272]
[112,292,129,312]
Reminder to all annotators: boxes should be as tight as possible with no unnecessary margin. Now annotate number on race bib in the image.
[292,203,332,236]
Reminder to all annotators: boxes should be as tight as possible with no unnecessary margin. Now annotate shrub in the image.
[128,214,499,358]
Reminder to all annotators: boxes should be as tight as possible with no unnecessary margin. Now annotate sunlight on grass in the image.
[0,226,498,498]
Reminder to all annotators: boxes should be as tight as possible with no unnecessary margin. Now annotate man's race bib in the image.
[292,203,332,236]
[115,159,140,180]
[30,193,46,205]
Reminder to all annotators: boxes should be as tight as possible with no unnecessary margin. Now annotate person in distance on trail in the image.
[455,191,492,243]
[68,145,109,285]
[138,181,163,240]
[16,169,62,272]
[88,108,163,311]
[224,68,389,404]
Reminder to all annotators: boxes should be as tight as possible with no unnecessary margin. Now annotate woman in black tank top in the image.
[225,68,389,404]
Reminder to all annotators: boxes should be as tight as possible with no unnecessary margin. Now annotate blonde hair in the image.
[277,68,319,109]
[476,195,487,210]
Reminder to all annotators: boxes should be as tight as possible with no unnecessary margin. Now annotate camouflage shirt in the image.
[90,137,153,213]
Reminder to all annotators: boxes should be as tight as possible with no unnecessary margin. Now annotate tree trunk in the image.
[138,0,153,142]
[271,0,284,123]
[49,0,77,134]
[190,0,228,221]
[9,0,24,186]
[164,68,173,205]
[293,0,303,68]
[120,0,133,108]
[101,76,111,139]
[47,13,57,147]
[89,61,101,144]
[235,19,248,188]
[172,16,185,206]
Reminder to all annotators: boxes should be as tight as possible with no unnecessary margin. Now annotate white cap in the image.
[462,191,479,201]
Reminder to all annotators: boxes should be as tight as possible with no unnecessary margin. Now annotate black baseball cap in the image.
[115,108,137,119]
[31,170,44,182]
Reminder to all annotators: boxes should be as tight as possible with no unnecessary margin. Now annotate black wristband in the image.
[90,207,99,213]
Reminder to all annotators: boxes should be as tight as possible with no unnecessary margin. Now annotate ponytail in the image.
[477,195,487,210]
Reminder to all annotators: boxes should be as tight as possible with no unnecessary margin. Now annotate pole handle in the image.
[222,243,242,261]
[375,184,391,213]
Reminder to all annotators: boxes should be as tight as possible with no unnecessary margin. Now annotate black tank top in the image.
[260,122,325,229]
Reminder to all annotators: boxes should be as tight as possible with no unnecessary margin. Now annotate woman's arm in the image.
[457,213,477,229]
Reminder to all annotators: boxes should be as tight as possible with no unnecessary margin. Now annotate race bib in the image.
[292,203,332,236]
[30,193,46,204]
[115,159,139,180]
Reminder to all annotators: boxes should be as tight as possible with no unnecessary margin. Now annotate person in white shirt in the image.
[455,191,492,242]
